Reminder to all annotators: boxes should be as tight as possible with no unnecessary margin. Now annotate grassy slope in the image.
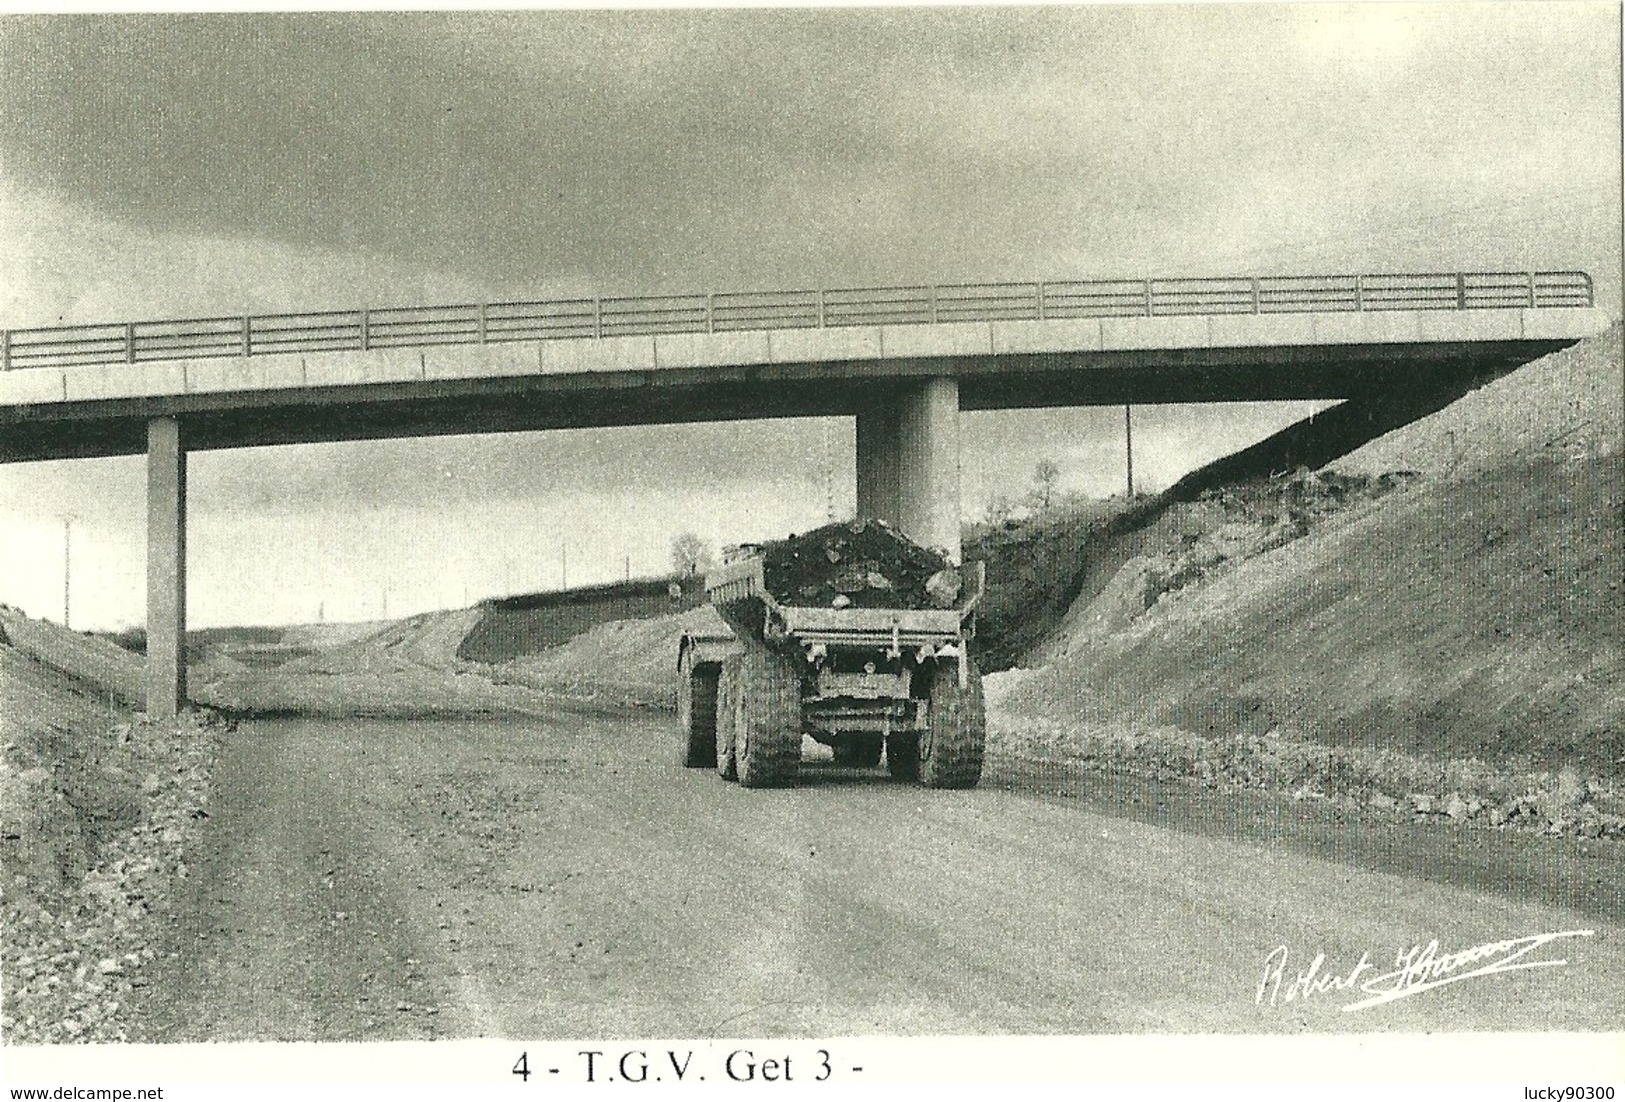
[993,323,1623,776]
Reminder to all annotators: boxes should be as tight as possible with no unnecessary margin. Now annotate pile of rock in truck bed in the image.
[751,520,958,610]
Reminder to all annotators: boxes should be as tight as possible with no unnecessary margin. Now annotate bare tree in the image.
[670,531,715,578]
[1032,459,1062,512]
[984,493,1017,528]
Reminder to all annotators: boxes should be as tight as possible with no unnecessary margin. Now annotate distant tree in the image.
[1032,459,1062,512]
[983,493,1017,528]
[670,531,715,578]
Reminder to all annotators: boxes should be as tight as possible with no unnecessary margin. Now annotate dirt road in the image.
[130,710,1625,1040]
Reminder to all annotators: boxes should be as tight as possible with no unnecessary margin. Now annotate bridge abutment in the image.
[856,377,961,562]
[146,416,187,719]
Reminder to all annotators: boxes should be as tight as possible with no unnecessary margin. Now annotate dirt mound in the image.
[197,607,552,718]
[754,519,950,609]
[279,621,393,648]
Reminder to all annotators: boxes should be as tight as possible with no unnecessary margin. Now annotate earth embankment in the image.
[985,322,1622,839]
[1,607,223,1043]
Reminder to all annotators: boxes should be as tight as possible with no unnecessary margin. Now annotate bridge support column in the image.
[897,377,961,563]
[856,378,961,562]
[146,417,187,720]
[855,406,901,527]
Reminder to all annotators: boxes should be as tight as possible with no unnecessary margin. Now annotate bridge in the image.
[0,269,1607,718]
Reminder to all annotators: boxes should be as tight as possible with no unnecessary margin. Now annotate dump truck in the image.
[676,519,987,789]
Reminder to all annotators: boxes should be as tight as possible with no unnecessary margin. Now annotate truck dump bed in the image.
[704,519,981,650]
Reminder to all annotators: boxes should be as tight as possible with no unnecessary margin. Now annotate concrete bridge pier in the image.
[854,405,900,528]
[855,376,962,562]
[146,416,187,719]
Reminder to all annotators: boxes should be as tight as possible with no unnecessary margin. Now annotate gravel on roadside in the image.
[2,709,226,1044]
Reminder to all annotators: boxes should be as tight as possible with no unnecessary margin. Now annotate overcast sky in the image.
[1,4,1620,629]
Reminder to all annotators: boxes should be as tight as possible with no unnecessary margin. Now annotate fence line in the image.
[0,270,1594,371]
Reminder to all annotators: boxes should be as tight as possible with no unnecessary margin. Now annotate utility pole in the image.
[822,418,836,520]
[61,516,72,628]
[1124,405,1135,500]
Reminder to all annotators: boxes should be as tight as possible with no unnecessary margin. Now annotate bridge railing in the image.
[0,269,1593,372]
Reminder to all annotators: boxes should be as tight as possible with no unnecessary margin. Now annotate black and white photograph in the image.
[0,2,1621,1093]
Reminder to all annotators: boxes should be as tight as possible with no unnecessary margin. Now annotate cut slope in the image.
[458,578,707,664]
[281,607,483,675]
[996,322,1624,775]
[497,605,730,709]
[197,607,514,717]
[1,612,144,893]
[1003,455,1622,770]
[1334,320,1622,481]
[0,606,144,705]
[971,324,1620,673]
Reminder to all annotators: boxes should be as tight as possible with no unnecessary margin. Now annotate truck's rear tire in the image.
[918,656,986,789]
[677,653,720,768]
[833,734,883,767]
[735,642,803,789]
[886,733,920,781]
[716,656,740,781]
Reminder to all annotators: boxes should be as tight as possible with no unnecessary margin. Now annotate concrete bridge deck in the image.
[0,293,1609,463]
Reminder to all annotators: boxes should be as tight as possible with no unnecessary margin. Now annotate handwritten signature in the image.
[1257,930,1595,1012]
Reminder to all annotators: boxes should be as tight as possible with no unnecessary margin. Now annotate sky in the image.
[0,3,1620,629]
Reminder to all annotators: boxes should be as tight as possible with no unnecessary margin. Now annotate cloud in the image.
[2,6,1617,310]
[0,176,503,326]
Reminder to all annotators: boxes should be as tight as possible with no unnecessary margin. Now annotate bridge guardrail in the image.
[0,269,1593,372]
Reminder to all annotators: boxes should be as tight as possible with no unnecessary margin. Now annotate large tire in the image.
[735,641,803,789]
[918,655,986,789]
[833,734,883,767]
[677,653,719,768]
[716,656,740,781]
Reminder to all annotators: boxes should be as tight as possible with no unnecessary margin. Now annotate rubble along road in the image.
[129,710,1624,1040]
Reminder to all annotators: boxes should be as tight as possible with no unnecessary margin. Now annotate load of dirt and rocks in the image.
[749,519,956,610]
